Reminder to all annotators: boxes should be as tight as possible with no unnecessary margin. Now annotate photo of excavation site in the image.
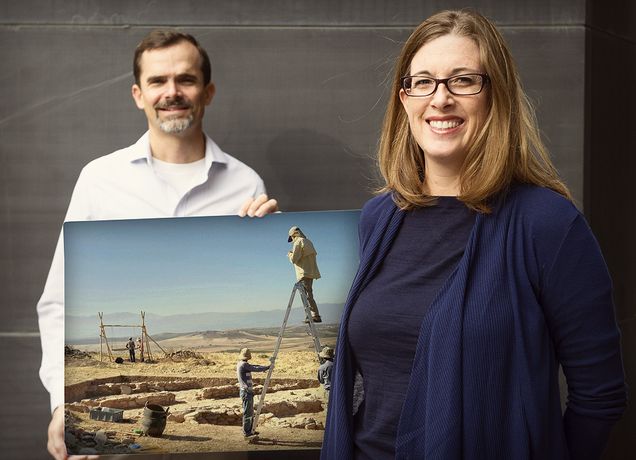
[63,210,360,457]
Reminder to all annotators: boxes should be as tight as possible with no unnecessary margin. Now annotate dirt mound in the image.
[66,346,93,359]
[168,350,204,360]
[262,399,323,417]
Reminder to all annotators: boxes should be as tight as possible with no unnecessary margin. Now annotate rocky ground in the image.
[64,348,328,456]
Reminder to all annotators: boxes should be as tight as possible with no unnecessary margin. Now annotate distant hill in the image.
[66,303,344,343]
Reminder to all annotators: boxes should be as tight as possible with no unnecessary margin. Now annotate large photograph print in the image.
[63,210,360,457]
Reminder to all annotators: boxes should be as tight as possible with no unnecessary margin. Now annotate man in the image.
[317,346,334,411]
[236,348,270,437]
[287,226,322,322]
[136,337,144,362]
[126,337,136,363]
[39,30,278,460]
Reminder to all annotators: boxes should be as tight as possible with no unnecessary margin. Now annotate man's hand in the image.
[238,194,279,217]
[47,406,98,460]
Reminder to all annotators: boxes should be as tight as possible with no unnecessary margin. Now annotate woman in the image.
[322,10,626,460]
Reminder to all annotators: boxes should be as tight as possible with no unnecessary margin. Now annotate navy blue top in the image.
[348,197,475,458]
[322,186,626,460]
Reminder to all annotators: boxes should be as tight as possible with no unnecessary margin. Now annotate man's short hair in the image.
[133,30,212,86]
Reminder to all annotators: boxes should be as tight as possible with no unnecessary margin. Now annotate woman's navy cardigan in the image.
[321,185,626,460]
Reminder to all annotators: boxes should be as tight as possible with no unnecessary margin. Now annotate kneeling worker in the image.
[287,226,322,323]
[236,348,270,437]
[318,346,334,410]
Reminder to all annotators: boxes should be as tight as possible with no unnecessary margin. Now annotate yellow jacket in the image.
[288,237,321,281]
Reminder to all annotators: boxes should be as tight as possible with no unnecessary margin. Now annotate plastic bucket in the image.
[141,403,169,437]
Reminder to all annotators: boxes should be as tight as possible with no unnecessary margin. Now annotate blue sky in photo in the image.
[64,210,360,317]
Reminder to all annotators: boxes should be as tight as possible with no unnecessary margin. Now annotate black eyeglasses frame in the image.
[400,73,490,97]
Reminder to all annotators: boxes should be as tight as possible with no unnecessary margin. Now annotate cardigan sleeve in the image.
[540,213,627,459]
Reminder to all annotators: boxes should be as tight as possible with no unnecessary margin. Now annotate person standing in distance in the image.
[125,337,136,363]
[135,337,144,362]
[39,30,278,460]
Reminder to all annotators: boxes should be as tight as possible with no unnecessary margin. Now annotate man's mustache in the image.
[154,97,192,110]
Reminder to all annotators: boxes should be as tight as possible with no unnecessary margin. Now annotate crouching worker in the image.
[236,348,270,437]
[318,346,334,411]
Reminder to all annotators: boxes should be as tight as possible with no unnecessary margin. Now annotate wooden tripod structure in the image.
[98,311,170,362]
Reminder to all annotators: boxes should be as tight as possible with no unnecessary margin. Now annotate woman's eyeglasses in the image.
[401,73,489,97]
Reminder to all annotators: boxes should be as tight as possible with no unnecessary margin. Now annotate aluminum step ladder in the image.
[252,281,323,429]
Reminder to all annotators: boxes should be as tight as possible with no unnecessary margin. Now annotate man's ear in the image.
[132,84,145,110]
[204,83,216,106]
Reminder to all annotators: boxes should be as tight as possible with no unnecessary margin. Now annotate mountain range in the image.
[66,302,344,343]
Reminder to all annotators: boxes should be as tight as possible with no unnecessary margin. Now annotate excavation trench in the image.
[66,375,319,403]
[66,375,324,427]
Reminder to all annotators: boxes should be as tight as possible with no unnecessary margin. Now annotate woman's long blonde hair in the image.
[378,9,571,212]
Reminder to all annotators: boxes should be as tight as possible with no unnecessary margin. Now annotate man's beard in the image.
[154,97,195,134]
[158,114,194,134]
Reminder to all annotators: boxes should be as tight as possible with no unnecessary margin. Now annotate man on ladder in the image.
[287,226,322,323]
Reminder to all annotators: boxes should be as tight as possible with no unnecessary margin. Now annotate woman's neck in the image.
[424,167,461,196]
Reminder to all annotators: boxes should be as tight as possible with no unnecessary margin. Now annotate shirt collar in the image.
[128,131,229,172]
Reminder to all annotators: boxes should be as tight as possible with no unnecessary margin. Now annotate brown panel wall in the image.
[5,0,635,458]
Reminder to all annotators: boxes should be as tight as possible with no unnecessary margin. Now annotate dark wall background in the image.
[585,1,636,458]
[0,1,633,458]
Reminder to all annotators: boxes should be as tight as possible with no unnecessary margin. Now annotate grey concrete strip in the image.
[0,332,41,337]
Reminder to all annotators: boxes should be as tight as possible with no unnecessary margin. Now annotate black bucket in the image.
[141,402,169,437]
